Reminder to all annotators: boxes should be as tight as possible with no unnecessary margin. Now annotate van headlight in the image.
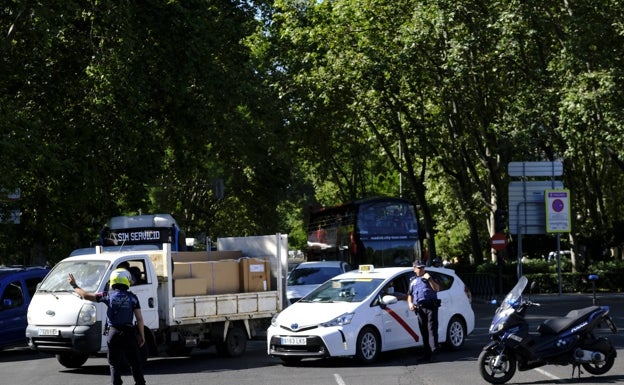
[77,303,97,325]
[321,312,354,327]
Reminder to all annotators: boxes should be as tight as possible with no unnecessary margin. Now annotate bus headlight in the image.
[77,303,97,325]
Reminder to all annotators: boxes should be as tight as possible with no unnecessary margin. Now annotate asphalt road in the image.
[1,292,623,385]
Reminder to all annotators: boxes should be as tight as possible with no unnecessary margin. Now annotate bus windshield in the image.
[306,197,421,267]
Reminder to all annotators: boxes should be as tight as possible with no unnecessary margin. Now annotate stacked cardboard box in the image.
[239,257,271,292]
[172,250,243,262]
[172,261,207,296]
[190,260,240,295]
[172,259,241,296]
[172,262,192,279]
[173,278,207,296]
[212,260,240,294]
[172,254,273,296]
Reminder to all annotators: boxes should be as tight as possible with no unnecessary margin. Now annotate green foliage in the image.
[433,221,472,261]
[262,0,624,267]
[0,1,295,264]
[2,0,624,271]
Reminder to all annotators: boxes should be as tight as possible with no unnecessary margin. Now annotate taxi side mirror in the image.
[381,295,398,305]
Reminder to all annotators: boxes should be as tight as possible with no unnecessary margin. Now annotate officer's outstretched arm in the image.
[68,273,97,301]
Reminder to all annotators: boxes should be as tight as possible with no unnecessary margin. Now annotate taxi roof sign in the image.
[359,264,375,273]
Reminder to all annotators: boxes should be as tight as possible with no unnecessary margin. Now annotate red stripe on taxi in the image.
[383,307,420,342]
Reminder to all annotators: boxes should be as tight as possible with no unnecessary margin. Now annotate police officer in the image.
[408,260,440,362]
[68,268,146,385]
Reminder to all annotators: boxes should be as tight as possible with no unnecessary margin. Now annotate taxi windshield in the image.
[301,277,384,303]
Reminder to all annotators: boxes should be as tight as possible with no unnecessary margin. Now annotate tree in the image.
[260,0,624,266]
[0,1,294,263]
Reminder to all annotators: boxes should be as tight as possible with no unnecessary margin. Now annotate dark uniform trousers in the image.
[107,326,145,385]
[416,301,439,359]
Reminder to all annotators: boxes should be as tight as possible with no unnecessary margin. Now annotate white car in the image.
[287,261,353,305]
[268,265,474,364]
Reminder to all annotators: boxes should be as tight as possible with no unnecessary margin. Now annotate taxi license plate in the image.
[38,328,59,336]
[280,336,306,345]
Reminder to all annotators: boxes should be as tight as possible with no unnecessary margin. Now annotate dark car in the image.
[286,261,353,305]
[0,266,50,350]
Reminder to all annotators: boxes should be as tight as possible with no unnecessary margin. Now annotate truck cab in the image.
[26,249,161,367]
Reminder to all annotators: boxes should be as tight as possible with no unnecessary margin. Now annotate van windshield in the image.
[38,260,110,293]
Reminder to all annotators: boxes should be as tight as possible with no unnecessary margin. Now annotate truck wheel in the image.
[56,352,89,368]
[217,326,247,357]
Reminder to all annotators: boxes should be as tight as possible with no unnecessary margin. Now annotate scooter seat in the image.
[537,306,600,335]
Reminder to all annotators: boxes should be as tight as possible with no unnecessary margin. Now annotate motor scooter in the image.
[478,276,618,384]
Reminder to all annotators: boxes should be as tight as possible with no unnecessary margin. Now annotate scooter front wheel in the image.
[478,347,516,384]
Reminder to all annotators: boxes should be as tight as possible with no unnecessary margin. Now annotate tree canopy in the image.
[1,0,624,268]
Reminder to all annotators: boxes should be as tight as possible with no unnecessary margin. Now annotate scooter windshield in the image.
[497,275,528,313]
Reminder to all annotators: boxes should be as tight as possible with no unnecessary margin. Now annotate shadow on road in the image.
[0,348,52,363]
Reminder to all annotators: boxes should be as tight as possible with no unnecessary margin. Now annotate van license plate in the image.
[281,336,306,345]
[38,328,58,336]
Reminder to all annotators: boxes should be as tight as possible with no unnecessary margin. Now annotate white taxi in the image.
[267,265,474,364]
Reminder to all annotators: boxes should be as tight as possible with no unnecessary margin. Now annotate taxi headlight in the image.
[271,313,280,327]
[321,312,354,327]
[77,303,97,326]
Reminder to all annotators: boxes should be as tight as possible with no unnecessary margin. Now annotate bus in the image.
[306,197,422,267]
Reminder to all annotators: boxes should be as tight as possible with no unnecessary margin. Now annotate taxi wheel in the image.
[355,326,380,364]
[444,315,466,350]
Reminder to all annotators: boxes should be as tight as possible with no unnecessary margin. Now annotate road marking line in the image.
[334,373,346,385]
[535,368,560,380]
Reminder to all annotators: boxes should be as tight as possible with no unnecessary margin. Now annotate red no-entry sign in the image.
[489,232,508,251]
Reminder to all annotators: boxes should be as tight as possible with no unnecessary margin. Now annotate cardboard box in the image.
[172,250,243,262]
[185,260,240,295]
[189,261,212,278]
[173,278,208,296]
[212,260,240,294]
[239,257,271,292]
[172,262,192,279]
[172,252,210,262]
[210,250,243,261]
